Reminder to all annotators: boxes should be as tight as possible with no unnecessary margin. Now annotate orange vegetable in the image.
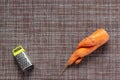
[67,28,109,66]
[60,28,109,75]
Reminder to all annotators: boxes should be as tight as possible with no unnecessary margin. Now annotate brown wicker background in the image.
[0,0,119,80]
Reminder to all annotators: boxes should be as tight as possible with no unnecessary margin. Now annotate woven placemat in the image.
[0,0,119,80]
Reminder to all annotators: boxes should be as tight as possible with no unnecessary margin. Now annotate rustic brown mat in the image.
[0,0,119,80]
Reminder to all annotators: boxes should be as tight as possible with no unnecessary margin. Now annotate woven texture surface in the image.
[0,0,119,80]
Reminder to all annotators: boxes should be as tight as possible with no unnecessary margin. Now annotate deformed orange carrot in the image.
[60,28,109,75]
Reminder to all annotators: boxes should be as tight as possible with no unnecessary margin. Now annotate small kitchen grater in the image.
[12,45,33,72]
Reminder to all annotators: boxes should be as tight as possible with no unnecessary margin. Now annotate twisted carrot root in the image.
[67,28,109,66]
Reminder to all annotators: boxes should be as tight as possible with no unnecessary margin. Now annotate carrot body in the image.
[67,28,109,66]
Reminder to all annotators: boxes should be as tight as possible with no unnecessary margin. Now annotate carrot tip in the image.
[59,65,69,76]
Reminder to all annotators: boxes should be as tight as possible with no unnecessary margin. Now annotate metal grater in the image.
[12,45,33,71]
